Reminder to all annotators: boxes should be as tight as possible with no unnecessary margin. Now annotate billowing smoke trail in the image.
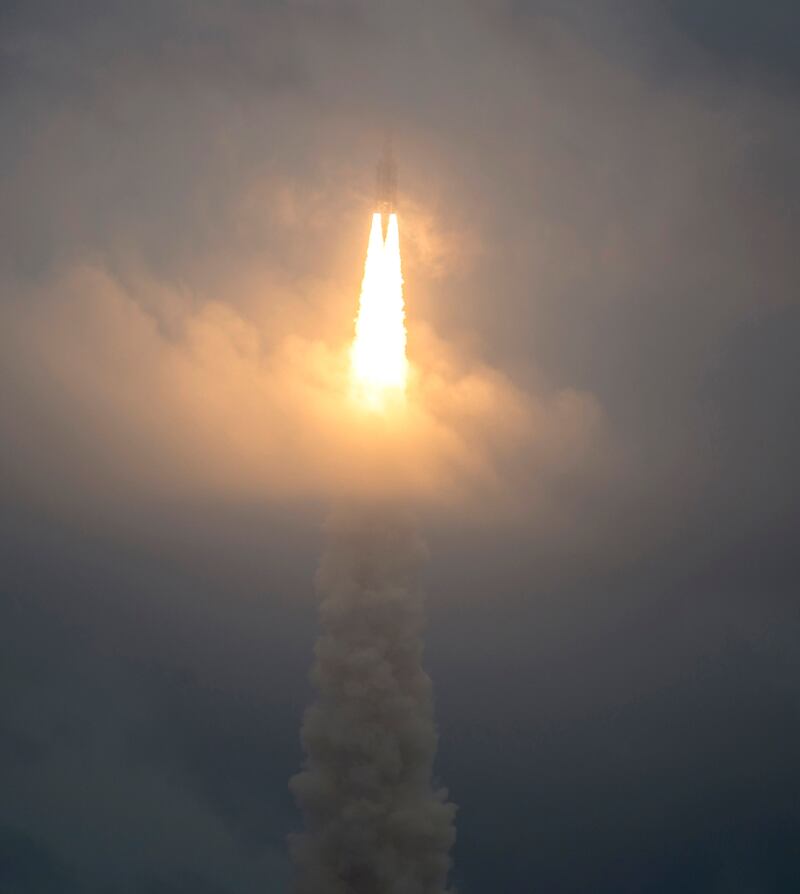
[290,507,456,893]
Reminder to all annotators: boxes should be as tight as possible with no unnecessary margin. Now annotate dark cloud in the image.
[1,1,799,892]
[0,824,79,893]
[665,0,800,83]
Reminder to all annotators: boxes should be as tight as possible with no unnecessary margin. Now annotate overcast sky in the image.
[2,2,799,892]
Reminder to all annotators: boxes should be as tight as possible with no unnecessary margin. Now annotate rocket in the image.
[376,136,398,224]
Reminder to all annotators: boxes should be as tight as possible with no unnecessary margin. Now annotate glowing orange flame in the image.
[350,212,407,408]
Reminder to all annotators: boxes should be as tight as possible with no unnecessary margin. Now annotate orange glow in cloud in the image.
[2,196,610,519]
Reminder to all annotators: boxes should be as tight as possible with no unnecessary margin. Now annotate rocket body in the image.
[376,138,397,229]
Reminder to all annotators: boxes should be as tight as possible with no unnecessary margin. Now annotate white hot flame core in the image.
[351,212,407,407]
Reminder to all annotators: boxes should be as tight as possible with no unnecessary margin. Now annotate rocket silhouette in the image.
[375,134,398,231]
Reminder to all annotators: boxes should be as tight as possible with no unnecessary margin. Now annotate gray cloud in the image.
[1,1,799,892]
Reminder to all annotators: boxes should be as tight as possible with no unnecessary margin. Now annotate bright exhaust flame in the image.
[350,212,407,407]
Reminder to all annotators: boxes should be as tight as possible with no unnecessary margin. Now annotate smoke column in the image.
[290,506,456,893]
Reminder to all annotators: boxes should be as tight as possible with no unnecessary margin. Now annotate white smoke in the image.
[289,506,456,894]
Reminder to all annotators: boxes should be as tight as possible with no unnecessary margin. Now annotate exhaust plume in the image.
[289,507,456,893]
[351,212,408,408]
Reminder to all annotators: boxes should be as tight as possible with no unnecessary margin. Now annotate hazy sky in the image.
[2,2,799,892]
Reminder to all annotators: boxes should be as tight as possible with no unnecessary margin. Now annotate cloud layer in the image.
[2,2,800,892]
